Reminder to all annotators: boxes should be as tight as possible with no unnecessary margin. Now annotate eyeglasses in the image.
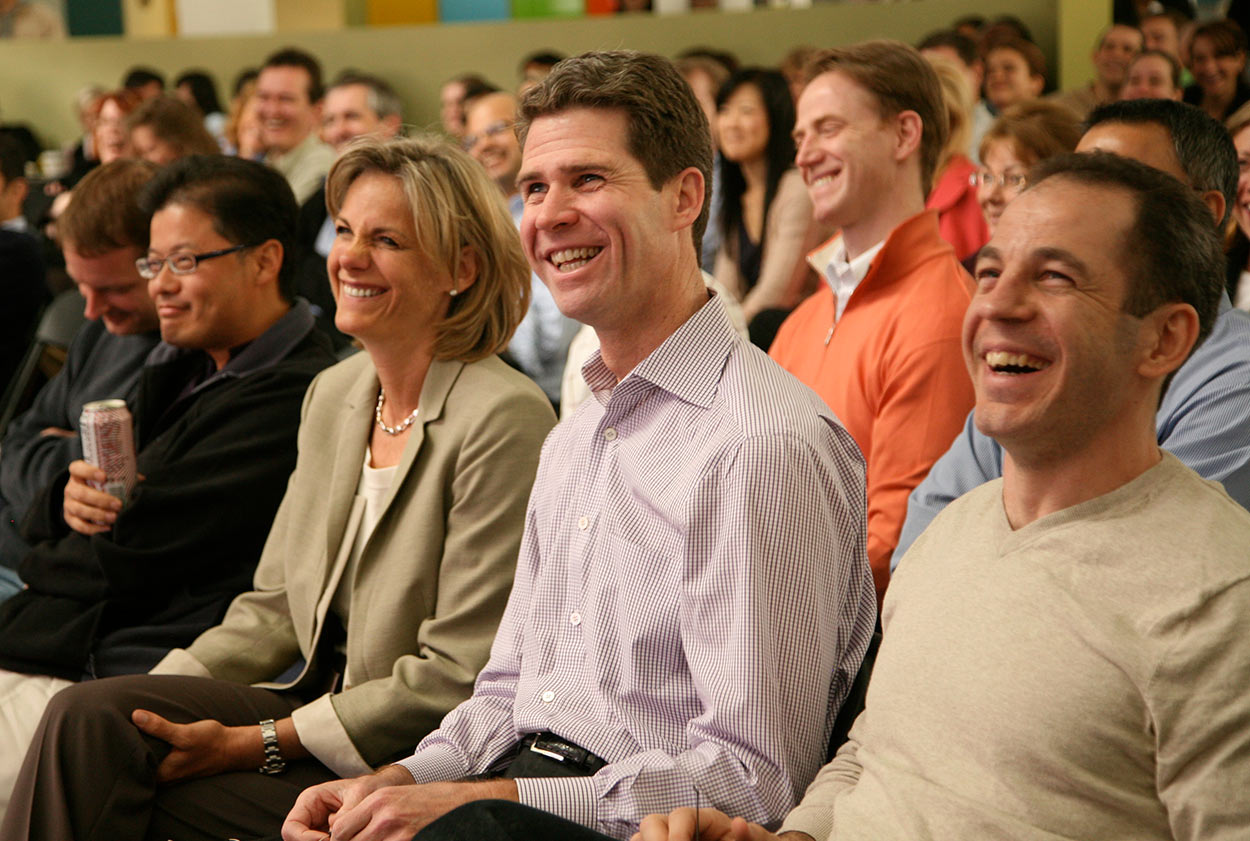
[135,243,257,280]
[969,171,1028,191]
[461,119,514,152]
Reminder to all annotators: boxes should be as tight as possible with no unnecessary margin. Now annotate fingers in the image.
[64,460,122,533]
[282,782,345,841]
[131,709,177,741]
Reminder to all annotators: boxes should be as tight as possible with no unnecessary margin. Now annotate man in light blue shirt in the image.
[897,98,1250,566]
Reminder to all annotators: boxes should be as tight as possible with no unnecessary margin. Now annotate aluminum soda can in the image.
[79,399,137,503]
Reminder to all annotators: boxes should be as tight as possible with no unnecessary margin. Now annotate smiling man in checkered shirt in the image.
[281,50,877,841]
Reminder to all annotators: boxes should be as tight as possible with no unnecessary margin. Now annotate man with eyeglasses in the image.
[0,154,335,814]
[463,90,579,411]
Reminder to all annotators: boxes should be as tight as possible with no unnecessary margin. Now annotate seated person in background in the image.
[257,47,334,204]
[642,150,1250,841]
[0,154,336,814]
[281,49,875,841]
[1047,23,1142,118]
[296,70,404,347]
[923,53,989,262]
[711,68,812,326]
[1120,49,1184,100]
[1183,19,1250,122]
[769,41,975,606]
[3,135,557,841]
[463,90,579,410]
[125,95,221,166]
[968,99,1083,271]
[123,66,165,102]
[0,160,162,600]
[983,37,1046,115]
[0,133,48,392]
[898,98,1250,562]
[916,29,992,163]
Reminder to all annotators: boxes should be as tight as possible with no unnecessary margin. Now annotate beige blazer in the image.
[154,352,555,773]
[713,168,813,319]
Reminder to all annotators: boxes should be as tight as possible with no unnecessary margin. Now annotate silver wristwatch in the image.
[258,718,286,775]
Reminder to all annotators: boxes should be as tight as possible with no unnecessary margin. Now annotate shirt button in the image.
[569,611,582,626]
[541,690,555,703]
[603,427,617,441]
[577,515,589,530]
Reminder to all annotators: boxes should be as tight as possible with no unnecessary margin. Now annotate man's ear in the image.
[251,239,284,289]
[670,166,705,232]
[893,110,923,164]
[1199,189,1226,228]
[1137,301,1200,381]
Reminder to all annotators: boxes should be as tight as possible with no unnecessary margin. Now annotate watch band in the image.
[258,718,286,775]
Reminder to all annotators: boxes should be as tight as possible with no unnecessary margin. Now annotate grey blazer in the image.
[155,351,555,770]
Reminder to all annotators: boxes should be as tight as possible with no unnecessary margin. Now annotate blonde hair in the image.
[326,135,530,362]
[925,52,974,173]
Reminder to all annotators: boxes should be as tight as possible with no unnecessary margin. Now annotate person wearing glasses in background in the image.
[0,154,335,818]
[463,90,579,411]
[963,100,1083,273]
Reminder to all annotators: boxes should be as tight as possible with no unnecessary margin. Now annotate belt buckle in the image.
[529,733,583,765]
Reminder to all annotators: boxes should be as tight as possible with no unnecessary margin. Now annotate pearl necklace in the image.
[374,388,419,435]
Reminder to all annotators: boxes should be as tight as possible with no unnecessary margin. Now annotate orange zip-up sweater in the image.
[770,210,974,605]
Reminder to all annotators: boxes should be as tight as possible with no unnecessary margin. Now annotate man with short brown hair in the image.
[768,40,975,605]
[257,47,333,204]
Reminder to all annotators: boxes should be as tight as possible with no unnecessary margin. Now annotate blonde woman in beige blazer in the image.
[4,135,556,841]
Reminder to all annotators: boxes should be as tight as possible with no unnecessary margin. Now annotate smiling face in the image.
[1141,16,1180,59]
[964,178,1149,462]
[717,83,770,165]
[1093,25,1143,90]
[1233,125,1250,238]
[321,84,389,154]
[146,202,261,367]
[977,138,1031,234]
[95,99,131,164]
[328,171,456,349]
[1121,53,1180,100]
[984,47,1044,111]
[255,65,319,155]
[464,93,522,197]
[130,124,179,165]
[518,107,683,333]
[793,70,903,236]
[1190,35,1247,102]
[64,244,157,335]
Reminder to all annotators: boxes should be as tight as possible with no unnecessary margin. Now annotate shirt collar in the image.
[581,290,738,411]
[822,236,884,290]
[1,216,28,233]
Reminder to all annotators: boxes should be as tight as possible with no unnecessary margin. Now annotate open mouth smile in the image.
[550,247,603,273]
[985,350,1051,375]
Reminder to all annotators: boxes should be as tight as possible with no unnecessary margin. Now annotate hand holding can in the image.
[79,399,137,504]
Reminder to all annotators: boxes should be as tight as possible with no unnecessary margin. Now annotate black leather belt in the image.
[519,732,607,774]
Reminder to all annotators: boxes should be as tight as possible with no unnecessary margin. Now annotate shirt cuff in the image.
[516,774,598,832]
[148,648,213,678]
[779,802,834,841]
[290,693,373,778]
[397,743,470,785]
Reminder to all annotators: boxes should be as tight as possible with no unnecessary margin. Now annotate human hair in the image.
[952,14,986,33]
[674,55,731,92]
[1096,23,1142,50]
[58,159,159,255]
[779,44,819,78]
[126,96,220,158]
[460,79,502,113]
[0,134,25,182]
[138,155,300,301]
[979,100,1083,168]
[232,68,259,99]
[1191,18,1248,59]
[261,47,324,103]
[174,70,223,115]
[926,52,974,171]
[983,15,1035,47]
[675,47,739,76]
[517,50,714,260]
[804,40,949,195]
[329,71,404,121]
[917,29,980,68]
[986,37,1047,85]
[325,136,530,362]
[715,68,796,251]
[1129,48,1182,89]
[1085,98,1237,227]
[1141,9,1188,36]
[122,66,164,92]
[1031,152,1224,367]
[95,88,141,119]
[519,51,564,73]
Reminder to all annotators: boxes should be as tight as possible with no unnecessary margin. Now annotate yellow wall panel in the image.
[275,0,346,31]
[367,0,437,25]
[121,0,175,38]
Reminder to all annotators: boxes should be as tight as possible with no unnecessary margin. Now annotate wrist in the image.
[234,723,267,771]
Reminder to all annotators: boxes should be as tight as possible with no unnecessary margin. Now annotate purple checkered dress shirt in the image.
[399,294,876,838]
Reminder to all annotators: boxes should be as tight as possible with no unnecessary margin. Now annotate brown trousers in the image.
[0,674,340,841]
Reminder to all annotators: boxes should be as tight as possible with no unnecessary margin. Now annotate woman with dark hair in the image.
[712,68,811,324]
[174,70,227,145]
[983,38,1047,114]
[1185,19,1250,121]
[126,96,221,165]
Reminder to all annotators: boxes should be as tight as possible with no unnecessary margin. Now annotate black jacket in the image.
[0,309,334,679]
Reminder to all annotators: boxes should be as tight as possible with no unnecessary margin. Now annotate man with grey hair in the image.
[281,49,875,841]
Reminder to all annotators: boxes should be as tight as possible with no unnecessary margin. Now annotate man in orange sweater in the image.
[770,41,974,604]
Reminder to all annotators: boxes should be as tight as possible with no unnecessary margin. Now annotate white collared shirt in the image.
[819,237,885,322]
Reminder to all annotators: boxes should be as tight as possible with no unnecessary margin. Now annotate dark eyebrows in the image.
[516,161,615,188]
[1033,246,1089,277]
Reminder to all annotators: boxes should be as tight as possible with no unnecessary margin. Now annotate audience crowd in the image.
[0,7,1248,841]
